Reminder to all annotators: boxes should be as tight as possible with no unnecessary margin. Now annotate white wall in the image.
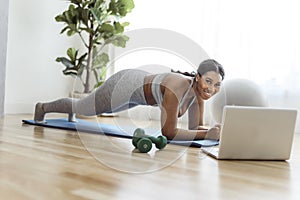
[0,0,9,116]
[5,0,74,114]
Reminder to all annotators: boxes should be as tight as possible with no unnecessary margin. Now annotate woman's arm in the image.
[161,87,219,140]
[188,96,204,130]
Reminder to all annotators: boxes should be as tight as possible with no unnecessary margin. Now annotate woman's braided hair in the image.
[171,59,225,80]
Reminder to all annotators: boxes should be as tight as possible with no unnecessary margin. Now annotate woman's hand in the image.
[205,124,221,140]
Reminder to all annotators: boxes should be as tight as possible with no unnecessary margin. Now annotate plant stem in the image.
[78,32,89,48]
[84,22,94,93]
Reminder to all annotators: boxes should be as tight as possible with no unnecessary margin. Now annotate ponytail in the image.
[171,59,225,81]
[171,69,196,78]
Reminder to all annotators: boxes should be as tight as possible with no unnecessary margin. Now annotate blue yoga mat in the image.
[22,118,219,147]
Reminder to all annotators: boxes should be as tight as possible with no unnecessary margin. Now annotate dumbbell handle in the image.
[133,135,162,143]
[146,135,167,149]
[133,132,160,141]
[146,136,160,143]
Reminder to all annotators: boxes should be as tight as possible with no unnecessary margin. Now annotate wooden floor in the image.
[1,114,300,200]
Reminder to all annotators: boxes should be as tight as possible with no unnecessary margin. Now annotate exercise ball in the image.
[206,78,269,123]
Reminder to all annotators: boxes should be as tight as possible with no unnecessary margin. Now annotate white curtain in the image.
[210,0,300,91]
[202,0,300,131]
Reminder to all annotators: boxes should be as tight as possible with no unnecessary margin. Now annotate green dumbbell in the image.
[132,128,146,148]
[136,138,152,153]
[132,128,168,153]
[149,135,168,149]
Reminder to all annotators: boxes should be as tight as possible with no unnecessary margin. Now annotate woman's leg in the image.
[34,69,149,122]
[92,69,149,114]
[34,98,78,123]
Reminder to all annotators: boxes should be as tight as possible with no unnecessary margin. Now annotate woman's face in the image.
[195,71,222,100]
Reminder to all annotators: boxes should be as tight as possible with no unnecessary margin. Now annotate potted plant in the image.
[55,0,135,95]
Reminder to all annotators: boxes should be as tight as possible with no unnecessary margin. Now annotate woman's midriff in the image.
[143,74,158,105]
[143,74,195,117]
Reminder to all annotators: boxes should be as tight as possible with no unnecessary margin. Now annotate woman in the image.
[34,59,225,140]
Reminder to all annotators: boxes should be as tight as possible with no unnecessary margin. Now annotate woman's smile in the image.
[202,89,212,99]
[195,71,222,100]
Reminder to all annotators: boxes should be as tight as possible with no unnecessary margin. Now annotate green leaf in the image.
[69,4,76,12]
[108,35,129,47]
[100,23,114,32]
[55,14,66,22]
[92,68,99,82]
[70,0,83,5]
[77,63,85,75]
[79,27,94,35]
[99,67,107,80]
[122,22,130,27]
[67,29,76,36]
[118,0,135,16]
[93,40,103,45]
[114,22,124,34]
[69,23,77,31]
[60,26,69,34]
[69,4,76,16]
[65,10,73,23]
[78,53,88,64]
[94,0,103,9]
[92,52,109,69]
[82,0,91,7]
[108,0,118,15]
[81,9,89,26]
[94,79,105,89]
[91,8,102,24]
[56,57,74,68]
[67,48,78,62]
[63,68,78,76]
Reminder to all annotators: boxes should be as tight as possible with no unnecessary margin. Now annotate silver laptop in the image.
[202,106,298,160]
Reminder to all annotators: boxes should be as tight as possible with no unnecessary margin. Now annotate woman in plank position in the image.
[34,59,225,140]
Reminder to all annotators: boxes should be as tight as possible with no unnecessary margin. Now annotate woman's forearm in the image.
[162,127,220,141]
[162,128,207,140]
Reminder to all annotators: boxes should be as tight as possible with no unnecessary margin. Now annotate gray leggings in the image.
[34,69,149,122]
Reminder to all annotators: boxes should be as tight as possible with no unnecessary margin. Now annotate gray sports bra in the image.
[151,73,195,109]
